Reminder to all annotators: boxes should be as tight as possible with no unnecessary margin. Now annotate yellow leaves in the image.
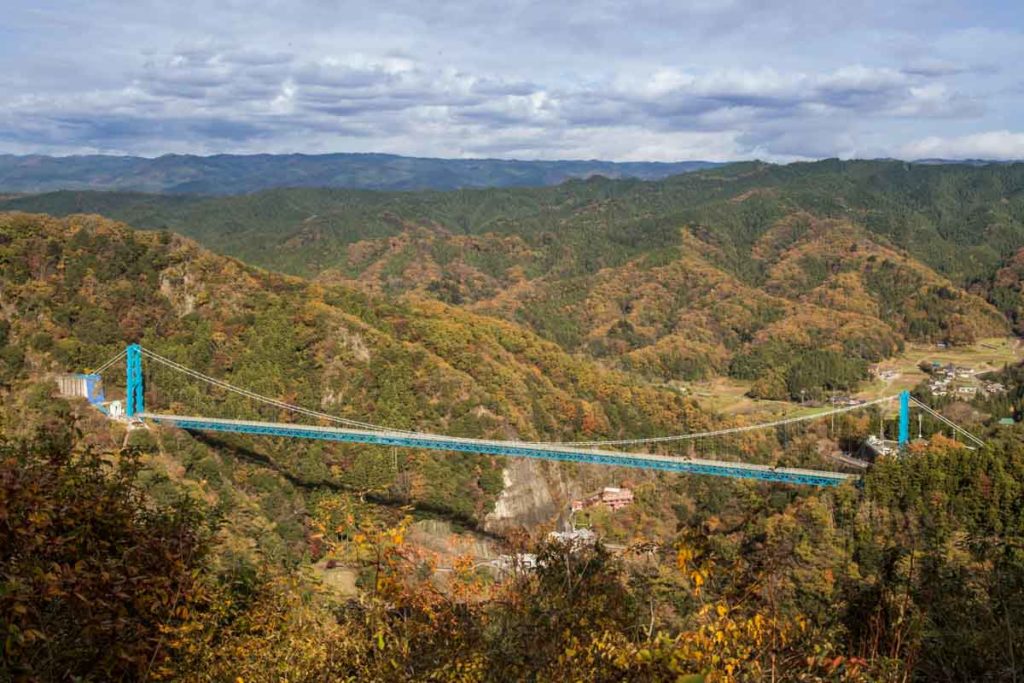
[675,545,694,571]
[665,592,840,682]
[22,628,47,642]
[675,540,714,598]
[452,554,475,575]
[385,527,405,546]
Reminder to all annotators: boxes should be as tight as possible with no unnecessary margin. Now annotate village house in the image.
[571,486,635,512]
[863,434,897,458]
[870,365,899,381]
[929,362,974,379]
[983,381,1006,394]
[927,376,951,395]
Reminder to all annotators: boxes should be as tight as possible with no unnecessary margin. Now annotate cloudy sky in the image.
[2,0,1022,161]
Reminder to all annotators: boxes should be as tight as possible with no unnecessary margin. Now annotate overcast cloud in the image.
[1,0,1022,161]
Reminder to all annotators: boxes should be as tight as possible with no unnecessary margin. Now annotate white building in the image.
[548,528,597,548]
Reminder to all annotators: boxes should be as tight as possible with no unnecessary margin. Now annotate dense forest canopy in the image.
[6,159,1023,284]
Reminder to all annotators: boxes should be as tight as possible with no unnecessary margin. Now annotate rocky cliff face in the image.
[484,459,578,533]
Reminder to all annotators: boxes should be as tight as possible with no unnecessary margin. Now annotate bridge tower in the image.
[898,390,910,448]
[125,343,144,417]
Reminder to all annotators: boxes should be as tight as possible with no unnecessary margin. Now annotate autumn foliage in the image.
[0,438,211,680]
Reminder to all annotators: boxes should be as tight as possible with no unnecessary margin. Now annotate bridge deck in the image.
[141,413,858,487]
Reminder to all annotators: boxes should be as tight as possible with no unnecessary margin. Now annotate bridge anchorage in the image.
[70,344,985,488]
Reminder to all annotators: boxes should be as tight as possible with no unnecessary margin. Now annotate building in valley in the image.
[571,486,635,513]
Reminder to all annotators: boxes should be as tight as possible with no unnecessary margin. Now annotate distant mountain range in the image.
[0,153,722,194]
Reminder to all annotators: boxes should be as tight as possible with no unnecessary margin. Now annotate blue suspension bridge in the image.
[72,344,985,488]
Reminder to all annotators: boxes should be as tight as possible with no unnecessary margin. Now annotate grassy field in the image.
[686,376,801,419]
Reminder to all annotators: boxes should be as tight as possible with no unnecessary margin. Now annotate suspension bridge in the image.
[68,344,985,488]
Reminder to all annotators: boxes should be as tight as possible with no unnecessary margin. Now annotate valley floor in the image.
[682,336,1022,419]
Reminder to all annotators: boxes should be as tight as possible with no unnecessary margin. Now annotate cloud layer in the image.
[2,0,1022,160]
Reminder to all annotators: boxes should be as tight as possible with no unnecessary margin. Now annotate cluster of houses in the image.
[924,362,1004,398]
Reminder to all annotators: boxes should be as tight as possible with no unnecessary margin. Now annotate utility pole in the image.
[830,390,836,437]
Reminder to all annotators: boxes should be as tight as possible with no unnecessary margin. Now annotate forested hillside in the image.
[1,211,1023,680]
[8,159,1021,283]
[7,159,1022,397]
[5,420,1022,681]
[0,212,727,524]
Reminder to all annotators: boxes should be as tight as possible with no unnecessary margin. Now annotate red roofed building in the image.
[571,486,634,512]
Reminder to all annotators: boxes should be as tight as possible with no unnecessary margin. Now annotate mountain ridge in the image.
[0,152,721,194]
[6,158,1024,399]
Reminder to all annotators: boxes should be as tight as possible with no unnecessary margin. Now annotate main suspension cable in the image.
[534,395,899,447]
[91,349,127,375]
[140,347,420,435]
[909,397,985,447]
